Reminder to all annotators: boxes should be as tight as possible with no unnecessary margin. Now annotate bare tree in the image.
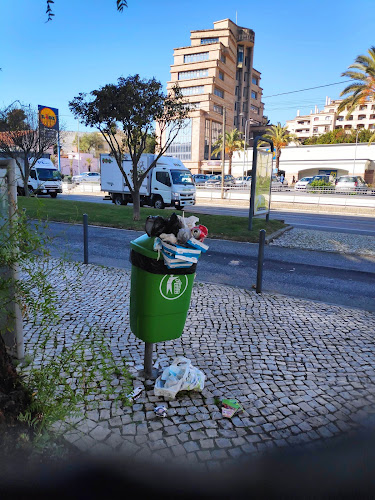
[0,105,58,196]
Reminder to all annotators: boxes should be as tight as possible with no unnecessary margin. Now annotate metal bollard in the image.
[83,213,88,264]
[256,229,266,294]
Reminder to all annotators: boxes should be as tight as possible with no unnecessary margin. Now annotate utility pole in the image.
[77,121,81,175]
[221,107,226,199]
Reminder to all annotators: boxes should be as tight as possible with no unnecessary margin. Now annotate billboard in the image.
[253,147,272,216]
[38,105,59,131]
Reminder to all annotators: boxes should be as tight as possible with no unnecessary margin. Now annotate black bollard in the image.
[83,213,88,264]
[256,229,266,294]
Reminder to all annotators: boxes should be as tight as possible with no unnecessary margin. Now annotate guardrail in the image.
[62,182,102,194]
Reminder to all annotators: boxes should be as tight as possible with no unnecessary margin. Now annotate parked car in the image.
[72,172,101,183]
[294,176,314,190]
[335,175,368,192]
[271,175,284,191]
[235,176,252,187]
[193,174,210,186]
[205,175,236,188]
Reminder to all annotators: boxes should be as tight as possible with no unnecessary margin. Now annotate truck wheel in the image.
[28,186,35,196]
[153,196,164,209]
[113,195,123,206]
[50,193,57,198]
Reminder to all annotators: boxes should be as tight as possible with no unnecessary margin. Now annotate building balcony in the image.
[237,31,255,43]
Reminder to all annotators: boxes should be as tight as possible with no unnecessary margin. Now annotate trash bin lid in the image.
[130,234,157,259]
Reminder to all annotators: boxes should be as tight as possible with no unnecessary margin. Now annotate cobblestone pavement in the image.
[270,228,375,256]
[23,259,375,469]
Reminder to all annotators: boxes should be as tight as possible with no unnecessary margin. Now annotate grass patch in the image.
[18,197,286,242]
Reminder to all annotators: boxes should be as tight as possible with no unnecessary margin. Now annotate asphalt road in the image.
[57,193,375,236]
[44,221,375,312]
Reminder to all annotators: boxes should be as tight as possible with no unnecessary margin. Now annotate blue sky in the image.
[1,0,374,131]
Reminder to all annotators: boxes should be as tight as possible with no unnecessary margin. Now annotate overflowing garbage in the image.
[154,356,206,399]
[145,213,209,269]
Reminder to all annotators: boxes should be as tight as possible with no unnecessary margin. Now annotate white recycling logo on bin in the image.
[159,274,188,300]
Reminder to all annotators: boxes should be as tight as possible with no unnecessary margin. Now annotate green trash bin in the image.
[129,234,196,343]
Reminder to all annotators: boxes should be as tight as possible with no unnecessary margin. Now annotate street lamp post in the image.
[353,129,360,175]
[242,119,251,181]
[221,107,226,199]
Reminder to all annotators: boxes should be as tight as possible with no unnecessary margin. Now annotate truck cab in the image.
[17,158,62,197]
[151,157,195,210]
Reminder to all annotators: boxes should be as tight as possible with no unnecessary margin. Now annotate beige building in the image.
[162,19,266,174]
[286,97,375,141]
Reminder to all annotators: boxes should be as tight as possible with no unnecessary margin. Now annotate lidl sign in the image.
[38,105,59,131]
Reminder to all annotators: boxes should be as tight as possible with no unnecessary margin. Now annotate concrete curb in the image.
[265,224,293,244]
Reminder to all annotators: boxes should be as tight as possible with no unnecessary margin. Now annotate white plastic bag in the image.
[154,356,205,399]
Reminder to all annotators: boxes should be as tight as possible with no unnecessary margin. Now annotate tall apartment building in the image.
[286,97,375,141]
[163,19,266,173]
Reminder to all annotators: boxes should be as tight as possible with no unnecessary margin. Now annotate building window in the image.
[313,127,318,133]
[244,72,248,82]
[314,117,319,121]
[324,126,329,132]
[358,114,366,120]
[165,119,192,161]
[213,104,223,115]
[337,116,344,121]
[250,105,259,114]
[237,45,244,65]
[348,115,353,120]
[211,121,222,159]
[178,69,208,80]
[344,125,352,129]
[218,71,224,81]
[234,102,237,111]
[220,54,226,64]
[252,76,258,85]
[234,117,237,127]
[235,86,239,96]
[359,105,367,110]
[329,109,334,112]
[180,86,204,96]
[204,120,210,160]
[183,52,209,63]
[236,70,240,81]
[189,102,200,109]
[242,102,247,112]
[370,114,375,119]
[214,87,224,99]
[201,37,218,44]
[370,124,375,129]
[372,105,375,110]
[335,125,342,129]
[251,90,257,99]
[243,88,248,98]
[357,124,365,129]
[325,116,330,120]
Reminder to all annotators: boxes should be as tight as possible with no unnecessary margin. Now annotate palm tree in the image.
[337,46,375,144]
[263,123,297,174]
[211,128,244,175]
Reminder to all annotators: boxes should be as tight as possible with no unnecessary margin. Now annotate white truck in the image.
[100,153,196,210]
[16,157,62,198]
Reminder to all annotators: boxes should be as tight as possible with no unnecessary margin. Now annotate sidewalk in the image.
[22,259,375,468]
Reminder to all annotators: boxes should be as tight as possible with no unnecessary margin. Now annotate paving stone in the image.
[90,425,111,442]
[183,441,200,453]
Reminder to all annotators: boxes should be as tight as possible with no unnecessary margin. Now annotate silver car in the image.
[335,175,368,192]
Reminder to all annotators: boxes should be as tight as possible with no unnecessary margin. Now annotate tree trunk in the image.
[276,148,281,174]
[132,189,141,221]
[228,153,233,176]
[24,182,29,197]
[0,333,31,425]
